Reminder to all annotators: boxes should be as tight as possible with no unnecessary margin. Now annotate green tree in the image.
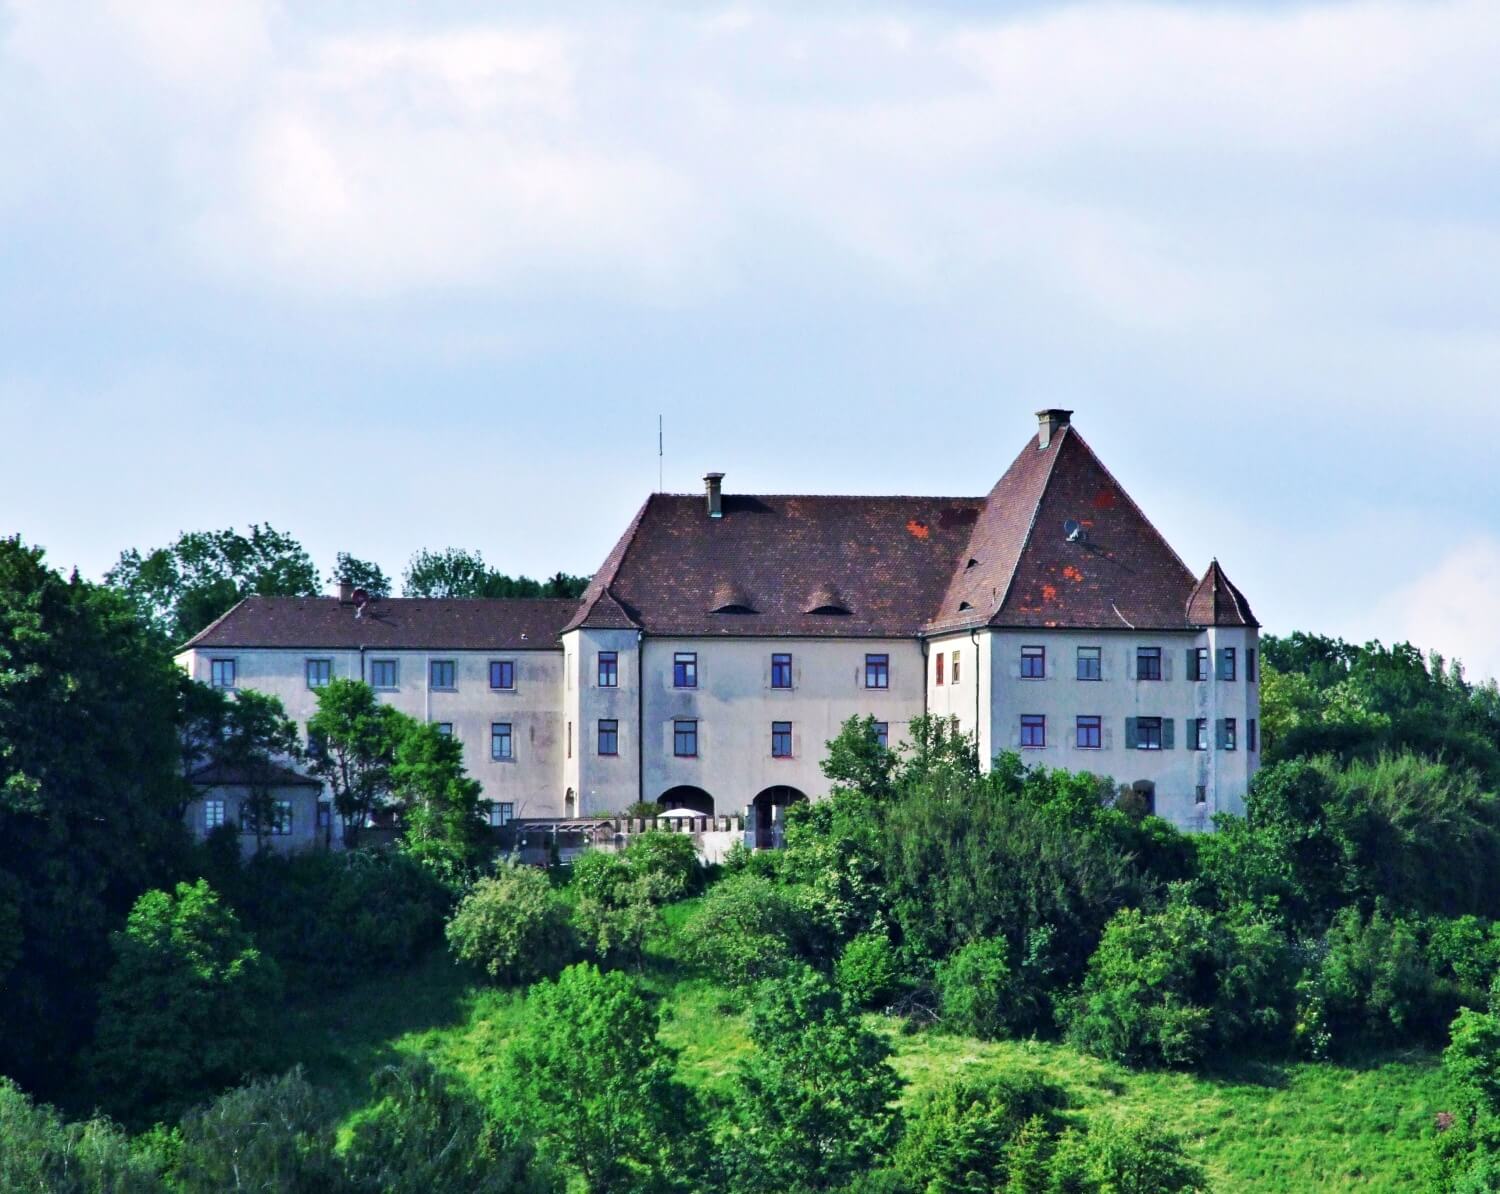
[181,685,302,854]
[446,866,574,985]
[106,524,319,643]
[393,720,488,879]
[1064,894,1293,1069]
[90,879,283,1121]
[330,552,391,600]
[506,963,701,1192]
[0,1077,163,1192]
[722,967,903,1192]
[1433,993,1500,1188]
[306,679,404,849]
[343,1057,557,1194]
[1047,1116,1207,1193]
[402,549,587,600]
[822,714,898,801]
[0,538,190,1092]
[172,1068,340,1193]
[680,872,822,989]
[894,1072,1064,1194]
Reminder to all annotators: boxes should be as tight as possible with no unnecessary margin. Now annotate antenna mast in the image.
[658,414,663,492]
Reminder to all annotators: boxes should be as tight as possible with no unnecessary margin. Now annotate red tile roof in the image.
[571,493,984,638]
[182,596,578,652]
[1187,559,1259,628]
[187,760,321,788]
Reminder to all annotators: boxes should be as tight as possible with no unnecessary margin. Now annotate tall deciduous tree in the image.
[305,679,403,850]
[0,537,189,1094]
[721,966,903,1192]
[90,879,283,1123]
[330,552,391,600]
[106,524,320,643]
[506,963,701,1192]
[393,720,488,878]
[402,548,587,600]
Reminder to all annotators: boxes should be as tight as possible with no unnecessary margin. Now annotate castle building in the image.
[177,410,1259,843]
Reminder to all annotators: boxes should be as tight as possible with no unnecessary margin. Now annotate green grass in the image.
[284,935,1449,1192]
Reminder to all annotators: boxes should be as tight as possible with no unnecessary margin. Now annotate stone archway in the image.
[751,785,808,849]
[659,785,714,815]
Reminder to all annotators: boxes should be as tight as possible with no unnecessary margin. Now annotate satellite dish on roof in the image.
[1064,519,1086,543]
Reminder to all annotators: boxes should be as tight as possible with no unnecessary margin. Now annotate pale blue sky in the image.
[2,1,1498,672]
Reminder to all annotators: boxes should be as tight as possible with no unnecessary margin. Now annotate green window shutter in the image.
[1216,649,1229,681]
[1162,719,1175,750]
[1216,718,1228,749]
[1186,648,1197,681]
[1125,717,1138,750]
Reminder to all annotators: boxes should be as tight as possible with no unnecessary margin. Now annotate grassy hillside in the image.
[284,935,1447,1192]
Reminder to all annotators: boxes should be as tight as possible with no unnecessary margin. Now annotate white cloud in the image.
[1371,537,1500,683]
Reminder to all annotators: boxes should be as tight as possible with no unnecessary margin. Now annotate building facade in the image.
[177,409,1259,840]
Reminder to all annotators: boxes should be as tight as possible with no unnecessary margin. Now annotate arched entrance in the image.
[751,785,808,849]
[658,785,714,815]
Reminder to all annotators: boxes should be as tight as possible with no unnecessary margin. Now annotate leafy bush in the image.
[1048,1116,1207,1193]
[1433,995,1500,1188]
[621,831,704,903]
[935,937,1025,1040]
[1065,895,1293,1069]
[837,927,903,1009]
[506,963,702,1192]
[893,1071,1065,1194]
[1312,904,1447,1049]
[1427,915,1500,1003]
[0,1077,162,1193]
[90,879,283,1121]
[344,1057,557,1193]
[446,865,574,985]
[171,1068,340,1193]
[220,848,451,990]
[680,873,823,989]
[721,967,903,1193]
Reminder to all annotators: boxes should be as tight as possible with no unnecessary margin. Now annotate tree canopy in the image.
[402,548,587,600]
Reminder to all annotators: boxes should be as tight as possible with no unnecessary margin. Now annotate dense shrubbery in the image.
[446,865,574,985]
[1064,894,1294,1068]
[836,926,903,1009]
[90,879,283,1122]
[570,832,704,967]
[0,1078,161,1192]
[210,848,452,991]
[680,871,824,988]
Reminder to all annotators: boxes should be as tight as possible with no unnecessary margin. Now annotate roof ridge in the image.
[563,495,651,633]
[178,595,252,652]
[989,427,1070,623]
[1066,426,1195,581]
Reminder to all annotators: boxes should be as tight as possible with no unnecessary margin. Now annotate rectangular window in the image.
[865,654,889,689]
[210,658,236,689]
[488,802,514,828]
[370,659,398,689]
[1077,646,1101,681]
[771,653,793,689]
[1021,645,1045,679]
[204,799,225,829]
[1248,718,1259,752]
[317,803,331,830]
[306,658,332,689]
[1021,714,1046,749]
[1193,718,1208,751]
[430,659,456,690]
[598,719,619,756]
[673,652,697,688]
[674,719,698,757]
[952,650,961,685]
[1190,647,1209,682]
[1222,718,1238,751]
[241,800,293,836]
[874,721,889,749]
[490,723,513,760]
[489,660,515,690]
[772,721,793,758]
[1076,715,1102,749]
[436,722,453,736]
[597,652,618,688]
[1247,649,1258,683]
[935,652,944,686]
[567,721,572,759]
[1220,648,1237,682]
[1195,785,1208,806]
[1137,716,1164,750]
[1137,647,1162,681]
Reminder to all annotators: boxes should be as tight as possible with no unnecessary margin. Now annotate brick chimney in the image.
[1036,408,1073,449]
[705,472,724,518]
[338,580,354,603]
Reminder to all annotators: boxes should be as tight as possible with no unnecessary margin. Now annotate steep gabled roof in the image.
[571,492,983,638]
[187,760,321,788]
[562,498,649,634]
[1187,559,1259,628]
[927,424,1201,632]
[181,596,579,651]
